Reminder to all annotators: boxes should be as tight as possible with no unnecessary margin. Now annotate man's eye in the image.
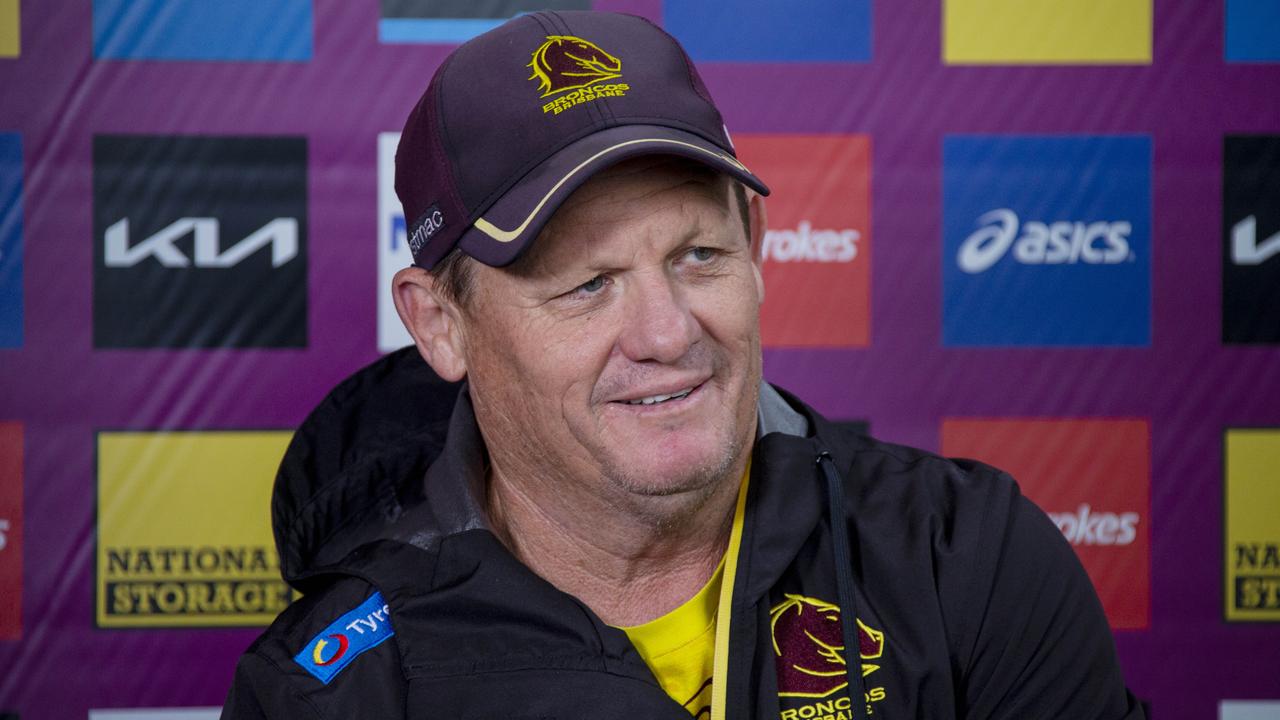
[688,246,716,262]
[575,275,607,294]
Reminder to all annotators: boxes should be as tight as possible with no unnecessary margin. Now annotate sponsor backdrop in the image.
[0,0,1278,717]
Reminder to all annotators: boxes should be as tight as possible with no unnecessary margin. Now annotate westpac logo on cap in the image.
[943,135,1151,346]
[295,591,395,684]
[530,35,629,115]
[942,418,1151,630]
[736,135,871,348]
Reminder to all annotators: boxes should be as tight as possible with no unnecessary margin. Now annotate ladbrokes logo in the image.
[529,35,629,115]
[736,135,871,348]
[941,418,1150,630]
[96,432,294,628]
[771,594,887,718]
[0,422,21,640]
[1047,504,1140,546]
[93,135,307,348]
[1223,135,1280,344]
[1224,428,1280,621]
[943,135,1151,346]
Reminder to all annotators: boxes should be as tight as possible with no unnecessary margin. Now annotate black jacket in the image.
[222,348,1145,719]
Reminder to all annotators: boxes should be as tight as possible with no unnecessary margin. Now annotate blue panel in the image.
[379,18,506,44]
[93,0,313,61]
[1226,0,1280,62]
[942,135,1152,347]
[663,0,871,62]
[0,134,21,349]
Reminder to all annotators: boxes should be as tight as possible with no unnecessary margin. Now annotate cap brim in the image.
[456,124,770,267]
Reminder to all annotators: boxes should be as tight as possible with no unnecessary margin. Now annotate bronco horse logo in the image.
[528,35,623,98]
[770,594,885,698]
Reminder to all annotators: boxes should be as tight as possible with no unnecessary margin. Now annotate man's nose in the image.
[617,271,701,363]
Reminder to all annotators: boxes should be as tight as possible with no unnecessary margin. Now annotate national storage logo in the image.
[942,135,1151,346]
[377,132,414,353]
[664,0,871,62]
[1224,428,1280,622]
[379,0,588,44]
[944,0,1151,65]
[735,135,871,348]
[941,418,1150,629]
[1223,135,1280,344]
[96,431,294,628]
[0,422,21,640]
[92,135,307,349]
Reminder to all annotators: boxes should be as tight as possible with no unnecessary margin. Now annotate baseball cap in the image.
[394,10,770,270]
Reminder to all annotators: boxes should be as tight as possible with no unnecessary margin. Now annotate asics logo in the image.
[957,209,1133,274]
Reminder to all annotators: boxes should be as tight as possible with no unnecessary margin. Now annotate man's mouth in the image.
[623,387,695,406]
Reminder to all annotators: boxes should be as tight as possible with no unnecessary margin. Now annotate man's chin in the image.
[600,440,744,500]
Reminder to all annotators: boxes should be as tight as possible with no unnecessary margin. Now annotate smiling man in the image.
[222,11,1144,720]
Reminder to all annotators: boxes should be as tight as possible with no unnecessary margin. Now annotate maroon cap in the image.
[394,10,770,270]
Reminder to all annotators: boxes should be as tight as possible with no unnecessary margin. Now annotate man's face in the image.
[458,157,764,506]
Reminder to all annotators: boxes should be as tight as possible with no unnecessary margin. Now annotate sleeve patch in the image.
[294,591,395,684]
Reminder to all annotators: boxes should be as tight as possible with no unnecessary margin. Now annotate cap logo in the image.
[529,35,630,115]
[407,204,445,256]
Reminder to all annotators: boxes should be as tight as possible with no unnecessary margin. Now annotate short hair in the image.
[428,175,751,310]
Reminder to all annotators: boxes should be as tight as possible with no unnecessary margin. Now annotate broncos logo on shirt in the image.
[528,35,622,98]
[769,594,884,698]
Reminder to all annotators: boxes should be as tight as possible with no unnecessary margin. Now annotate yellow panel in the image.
[1225,429,1280,622]
[0,0,18,58]
[944,0,1151,65]
[97,432,294,628]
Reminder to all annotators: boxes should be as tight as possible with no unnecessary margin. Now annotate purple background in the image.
[1,1,1279,717]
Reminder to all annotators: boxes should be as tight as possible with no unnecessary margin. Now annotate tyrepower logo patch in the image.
[93,135,307,348]
[735,135,870,348]
[943,135,1151,346]
[0,422,21,640]
[1223,136,1280,344]
[941,418,1150,629]
[96,432,294,628]
[944,0,1151,64]
[1224,428,1280,621]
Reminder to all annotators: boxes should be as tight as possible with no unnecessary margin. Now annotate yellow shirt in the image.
[620,557,723,716]
[617,461,751,719]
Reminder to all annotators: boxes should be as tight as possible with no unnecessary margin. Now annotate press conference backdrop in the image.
[1,0,1279,717]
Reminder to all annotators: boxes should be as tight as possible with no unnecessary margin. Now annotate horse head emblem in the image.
[528,35,622,98]
[769,594,884,698]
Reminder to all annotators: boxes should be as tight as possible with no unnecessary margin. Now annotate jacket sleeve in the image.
[221,650,323,720]
[961,488,1145,720]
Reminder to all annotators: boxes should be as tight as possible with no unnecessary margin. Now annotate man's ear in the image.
[392,266,468,381]
[747,192,767,303]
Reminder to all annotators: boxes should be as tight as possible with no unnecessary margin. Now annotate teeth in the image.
[626,388,693,406]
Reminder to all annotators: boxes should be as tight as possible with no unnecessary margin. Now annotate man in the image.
[223,11,1145,720]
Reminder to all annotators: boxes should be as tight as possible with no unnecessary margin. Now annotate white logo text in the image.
[957,209,1132,274]
[104,217,298,268]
